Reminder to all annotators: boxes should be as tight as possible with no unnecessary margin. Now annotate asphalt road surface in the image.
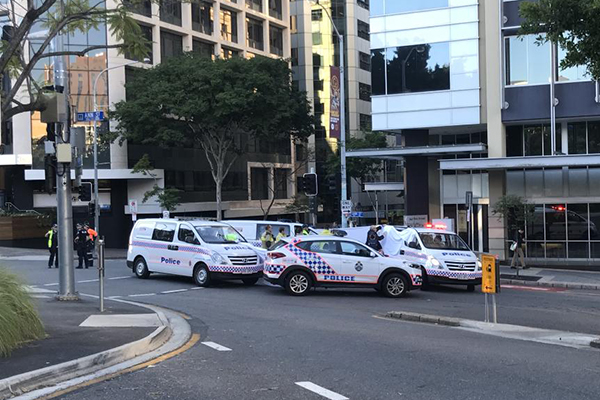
[6,259,600,400]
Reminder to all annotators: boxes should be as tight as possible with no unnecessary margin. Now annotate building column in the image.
[403,130,429,218]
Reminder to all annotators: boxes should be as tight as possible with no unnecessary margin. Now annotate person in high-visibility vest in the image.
[260,225,275,249]
[275,227,287,242]
[45,224,58,269]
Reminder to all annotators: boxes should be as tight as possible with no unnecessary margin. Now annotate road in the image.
[6,259,600,399]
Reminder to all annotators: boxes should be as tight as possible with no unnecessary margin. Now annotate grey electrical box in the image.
[40,93,67,123]
[56,143,72,163]
[70,127,86,153]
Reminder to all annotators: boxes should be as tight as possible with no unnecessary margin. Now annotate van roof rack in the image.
[175,217,218,221]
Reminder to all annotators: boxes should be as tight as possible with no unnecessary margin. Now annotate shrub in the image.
[0,268,45,357]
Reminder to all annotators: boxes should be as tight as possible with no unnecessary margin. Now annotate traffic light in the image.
[44,155,56,194]
[303,173,318,196]
[327,174,339,192]
[46,123,55,142]
[88,201,96,218]
[79,182,92,202]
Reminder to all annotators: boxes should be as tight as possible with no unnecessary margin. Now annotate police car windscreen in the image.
[194,225,244,244]
[418,233,470,251]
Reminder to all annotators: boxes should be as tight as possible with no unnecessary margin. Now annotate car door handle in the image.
[400,250,405,255]
[168,245,179,251]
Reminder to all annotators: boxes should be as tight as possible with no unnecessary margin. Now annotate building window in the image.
[314,102,324,113]
[274,169,289,199]
[359,51,370,71]
[311,9,322,21]
[371,48,385,95]
[126,24,153,63]
[220,9,238,43]
[269,0,282,20]
[568,122,587,155]
[505,35,551,86]
[159,0,182,26]
[221,47,239,59]
[290,15,297,33]
[357,0,369,11]
[291,47,298,66]
[251,168,269,200]
[246,0,262,12]
[357,20,369,41]
[313,53,322,66]
[314,80,324,91]
[505,124,561,157]
[269,25,283,56]
[192,1,213,35]
[359,114,372,131]
[312,32,322,45]
[193,39,214,59]
[123,0,152,17]
[381,0,447,16]
[246,17,264,51]
[359,83,371,102]
[376,42,450,95]
[160,31,183,59]
[558,44,589,82]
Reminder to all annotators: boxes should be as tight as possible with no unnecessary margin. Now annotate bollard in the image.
[98,237,105,312]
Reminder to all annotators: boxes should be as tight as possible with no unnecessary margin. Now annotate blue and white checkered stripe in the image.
[287,241,337,275]
[132,240,168,250]
[265,263,287,274]
[209,265,263,274]
[427,269,482,280]
[177,245,212,256]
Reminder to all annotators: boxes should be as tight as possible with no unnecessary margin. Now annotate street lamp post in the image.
[308,0,348,228]
[92,59,148,238]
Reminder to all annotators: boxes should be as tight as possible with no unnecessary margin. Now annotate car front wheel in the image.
[194,264,211,287]
[134,258,150,279]
[382,273,408,298]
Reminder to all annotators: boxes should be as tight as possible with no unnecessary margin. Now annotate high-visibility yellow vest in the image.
[47,230,54,248]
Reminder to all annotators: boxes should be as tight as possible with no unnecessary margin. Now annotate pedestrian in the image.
[84,222,97,268]
[275,227,287,242]
[261,225,274,249]
[45,224,58,269]
[511,228,528,269]
[74,223,90,269]
[366,225,384,254]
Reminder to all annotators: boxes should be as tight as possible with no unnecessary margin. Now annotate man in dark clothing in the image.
[511,228,527,269]
[45,224,58,268]
[366,225,384,254]
[74,223,90,269]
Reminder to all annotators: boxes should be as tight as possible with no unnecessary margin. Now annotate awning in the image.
[439,154,600,171]
[347,143,487,160]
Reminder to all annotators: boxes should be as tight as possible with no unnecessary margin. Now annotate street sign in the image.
[481,254,498,294]
[76,111,104,122]
[351,212,364,218]
[341,200,352,216]
[404,215,428,227]
[162,210,170,219]
[129,199,138,222]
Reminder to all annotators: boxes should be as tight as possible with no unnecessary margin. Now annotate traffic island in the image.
[0,295,191,400]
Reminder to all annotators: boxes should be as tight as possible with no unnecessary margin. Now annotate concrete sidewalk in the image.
[500,265,600,290]
[0,246,127,260]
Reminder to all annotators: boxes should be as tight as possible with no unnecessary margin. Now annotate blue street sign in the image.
[351,212,365,217]
[76,111,104,122]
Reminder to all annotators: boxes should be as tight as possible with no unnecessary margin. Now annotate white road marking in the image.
[78,279,98,283]
[43,283,59,286]
[31,295,51,299]
[295,382,348,400]
[128,293,156,297]
[161,289,189,294]
[108,276,133,280]
[201,341,232,352]
[189,287,204,290]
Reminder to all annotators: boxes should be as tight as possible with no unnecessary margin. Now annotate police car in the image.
[263,236,422,297]
[127,218,263,287]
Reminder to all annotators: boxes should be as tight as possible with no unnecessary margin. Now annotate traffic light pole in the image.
[55,0,77,300]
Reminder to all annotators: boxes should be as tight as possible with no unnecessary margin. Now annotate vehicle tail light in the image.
[268,252,286,259]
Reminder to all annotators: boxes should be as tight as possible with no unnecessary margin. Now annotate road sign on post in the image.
[481,254,500,324]
[129,199,138,222]
[76,111,104,122]
[341,200,352,217]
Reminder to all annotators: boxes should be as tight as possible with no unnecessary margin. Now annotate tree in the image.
[492,194,535,234]
[131,154,181,212]
[520,0,600,80]
[112,54,315,220]
[0,0,149,121]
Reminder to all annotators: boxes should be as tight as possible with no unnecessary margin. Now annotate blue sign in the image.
[351,212,365,217]
[76,111,104,122]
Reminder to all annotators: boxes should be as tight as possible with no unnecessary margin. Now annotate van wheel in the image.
[285,270,311,296]
[134,258,150,279]
[194,264,211,287]
[467,284,475,292]
[382,273,408,298]
[242,277,259,286]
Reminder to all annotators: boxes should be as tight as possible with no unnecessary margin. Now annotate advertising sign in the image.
[330,66,341,139]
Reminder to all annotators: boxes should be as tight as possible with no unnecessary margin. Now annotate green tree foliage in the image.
[492,195,535,233]
[0,0,150,121]
[112,54,315,220]
[520,0,600,80]
[131,154,181,212]
[0,267,45,357]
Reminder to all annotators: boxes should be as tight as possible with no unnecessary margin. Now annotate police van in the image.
[395,227,482,291]
[263,235,422,298]
[127,218,263,287]
[224,220,317,248]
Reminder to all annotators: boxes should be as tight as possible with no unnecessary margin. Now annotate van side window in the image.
[177,225,198,244]
[257,224,290,239]
[134,221,155,240]
[152,222,176,242]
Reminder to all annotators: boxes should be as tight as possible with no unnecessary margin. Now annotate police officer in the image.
[260,225,275,249]
[84,222,97,268]
[45,224,58,269]
[301,224,310,235]
[275,227,287,242]
[366,225,384,254]
[74,223,90,269]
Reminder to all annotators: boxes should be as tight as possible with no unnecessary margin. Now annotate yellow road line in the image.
[37,333,201,400]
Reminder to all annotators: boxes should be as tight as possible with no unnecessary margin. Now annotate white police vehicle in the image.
[127,218,263,287]
[263,236,422,298]
[395,227,482,291]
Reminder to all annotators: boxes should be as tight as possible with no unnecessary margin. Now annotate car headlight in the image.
[426,256,443,269]
[211,252,228,265]
[477,260,482,271]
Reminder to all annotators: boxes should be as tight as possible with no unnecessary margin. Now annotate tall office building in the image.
[366,0,600,266]
[0,0,295,247]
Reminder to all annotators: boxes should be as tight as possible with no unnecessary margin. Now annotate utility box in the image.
[70,127,86,153]
[56,143,72,163]
[40,93,67,123]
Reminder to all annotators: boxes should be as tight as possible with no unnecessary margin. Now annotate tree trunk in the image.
[215,178,223,221]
